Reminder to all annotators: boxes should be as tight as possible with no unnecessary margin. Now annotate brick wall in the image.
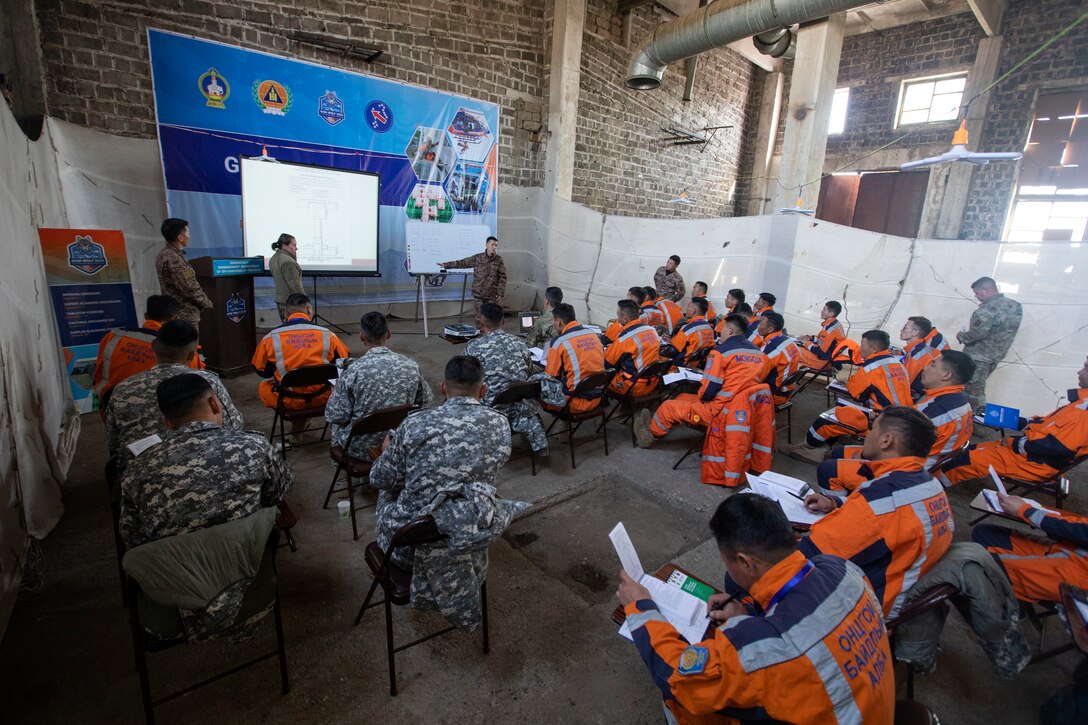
[771,0,1088,239]
[34,0,549,187]
[33,0,762,217]
[828,12,983,160]
[962,0,1088,240]
[574,0,759,218]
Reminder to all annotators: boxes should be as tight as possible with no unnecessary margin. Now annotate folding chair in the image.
[967,454,1085,526]
[773,369,810,444]
[544,369,617,469]
[672,421,708,470]
[267,363,338,459]
[491,380,543,476]
[324,404,417,541]
[355,515,489,696]
[601,358,674,446]
[884,583,959,701]
[127,530,289,725]
[105,456,129,606]
[683,346,712,371]
[1023,599,1077,664]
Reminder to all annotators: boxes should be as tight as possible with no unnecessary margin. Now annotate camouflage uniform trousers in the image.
[965,358,997,411]
[496,399,548,453]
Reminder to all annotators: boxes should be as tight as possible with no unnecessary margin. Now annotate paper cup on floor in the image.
[338,500,350,518]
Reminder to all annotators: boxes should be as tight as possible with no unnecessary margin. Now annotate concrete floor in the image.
[2,317,1084,724]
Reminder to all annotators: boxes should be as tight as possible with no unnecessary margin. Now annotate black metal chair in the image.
[324,404,417,541]
[773,368,810,444]
[544,369,618,469]
[884,583,959,700]
[601,358,674,445]
[105,456,129,606]
[683,346,712,371]
[355,515,489,696]
[127,530,289,725]
[672,421,709,470]
[491,380,543,475]
[267,363,338,459]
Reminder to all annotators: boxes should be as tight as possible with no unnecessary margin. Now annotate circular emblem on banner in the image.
[253,80,293,116]
[198,68,230,109]
[365,100,394,133]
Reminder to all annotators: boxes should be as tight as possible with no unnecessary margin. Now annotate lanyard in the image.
[763,561,814,614]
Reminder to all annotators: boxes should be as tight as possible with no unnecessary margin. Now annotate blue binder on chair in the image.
[983,403,1021,430]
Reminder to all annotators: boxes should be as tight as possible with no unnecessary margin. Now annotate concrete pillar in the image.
[747,70,785,216]
[543,0,585,201]
[773,14,846,212]
[918,35,1004,239]
[0,0,47,138]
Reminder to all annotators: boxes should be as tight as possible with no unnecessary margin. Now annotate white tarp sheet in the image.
[527,190,1083,415]
[0,109,79,637]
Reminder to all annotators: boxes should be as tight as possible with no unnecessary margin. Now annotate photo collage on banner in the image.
[147,29,500,305]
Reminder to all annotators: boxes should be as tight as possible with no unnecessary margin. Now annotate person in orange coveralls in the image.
[617,493,893,725]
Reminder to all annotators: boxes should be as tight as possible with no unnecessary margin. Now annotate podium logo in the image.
[253,80,293,116]
[198,68,230,109]
[226,292,248,323]
[67,235,107,275]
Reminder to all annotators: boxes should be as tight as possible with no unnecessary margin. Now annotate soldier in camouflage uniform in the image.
[654,254,686,303]
[155,218,212,330]
[325,312,434,460]
[957,276,1023,410]
[465,303,548,454]
[107,320,242,463]
[440,235,507,321]
[370,355,527,631]
[120,373,293,549]
[526,286,563,349]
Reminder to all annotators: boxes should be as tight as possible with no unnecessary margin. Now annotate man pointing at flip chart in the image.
[440,235,507,322]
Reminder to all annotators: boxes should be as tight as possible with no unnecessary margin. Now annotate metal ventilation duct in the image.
[625,0,869,90]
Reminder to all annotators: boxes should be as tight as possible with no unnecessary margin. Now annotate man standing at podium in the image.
[439,235,507,322]
[155,218,212,331]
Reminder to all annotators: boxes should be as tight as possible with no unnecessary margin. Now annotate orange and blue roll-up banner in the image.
[38,228,138,414]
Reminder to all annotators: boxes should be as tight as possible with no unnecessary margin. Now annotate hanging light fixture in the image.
[780,197,815,215]
[667,191,697,206]
[900,120,1022,170]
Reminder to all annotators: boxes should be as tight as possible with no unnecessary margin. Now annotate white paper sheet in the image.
[529,347,547,365]
[126,434,162,458]
[609,522,645,580]
[744,473,826,526]
[989,465,1009,496]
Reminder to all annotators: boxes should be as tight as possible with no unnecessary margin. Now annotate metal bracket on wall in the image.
[659,124,733,153]
[289,31,384,63]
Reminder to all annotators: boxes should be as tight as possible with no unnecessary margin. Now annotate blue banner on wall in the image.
[147,29,499,304]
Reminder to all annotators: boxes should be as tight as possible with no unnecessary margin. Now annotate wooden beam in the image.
[727,38,782,73]
[967,0,1006,37]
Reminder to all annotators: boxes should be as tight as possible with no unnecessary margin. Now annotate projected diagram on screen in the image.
[296,197,340,260]
[241,157,380,274]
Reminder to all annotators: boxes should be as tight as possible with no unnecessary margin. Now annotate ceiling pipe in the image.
[625,0,869,90]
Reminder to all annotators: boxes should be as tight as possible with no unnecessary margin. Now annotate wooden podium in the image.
[190,256,263,375]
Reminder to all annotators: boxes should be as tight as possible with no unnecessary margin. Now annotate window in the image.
[828,88,850,135]
[895,73,967,127]
[1005,91,1088,242]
